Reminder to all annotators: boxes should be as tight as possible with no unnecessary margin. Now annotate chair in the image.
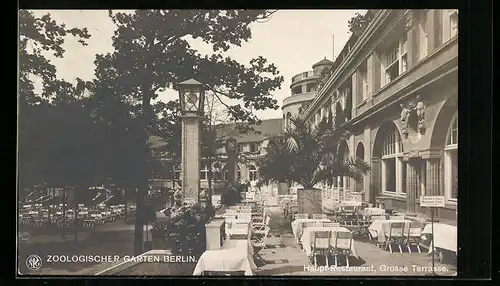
[251,226,270,265]
[202,270,246,276]
[311,231,332,267]
[342,206,356,214]
[403,221,423,253]
[312,214,327,219]
[323,222,341,228]
[333,231,353,267]
[385,221,405,253]
[389,216,405,221]
[294,213,308,220]
[230,223,249,239]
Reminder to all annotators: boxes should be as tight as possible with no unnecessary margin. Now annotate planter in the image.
[297,188,322,216]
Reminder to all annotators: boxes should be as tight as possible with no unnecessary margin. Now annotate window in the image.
[249,142,259,153]
[292,86,302,95]
[174,165,181,180]
[222,165,229,181]
[306,83,315,92]
[401,162,407,193]
[381,124,404,194]
[450,10,458,38]
[237,165,241,182]
[200,164,209,180]
[418,10,428,60]
[248,165,258,182]
[444,114,458,201]
[381,33,408,86]
[239,144,245,153]
[213,163,222,181]
[286,112,292,129]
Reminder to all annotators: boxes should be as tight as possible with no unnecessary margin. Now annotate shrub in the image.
[151,203,215,258]
[220,184,242,206]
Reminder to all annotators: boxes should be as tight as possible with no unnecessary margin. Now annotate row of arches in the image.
[334,109,458,204]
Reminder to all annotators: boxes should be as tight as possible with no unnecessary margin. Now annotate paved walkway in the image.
[255,208,457,276]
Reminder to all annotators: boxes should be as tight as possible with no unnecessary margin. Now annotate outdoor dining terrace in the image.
[93,194,457,276]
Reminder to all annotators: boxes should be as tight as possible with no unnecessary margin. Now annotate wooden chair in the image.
[202,270,246,276]
[322,222,341,228]
[403,221,423,253]
[312,214,327,219]
[251,226,270,265]
[333,231,353,267]
[311,230,332,267]
[385,221,405,253]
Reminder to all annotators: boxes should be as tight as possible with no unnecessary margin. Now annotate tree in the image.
[258,116,370,214]
[93,10,283,255]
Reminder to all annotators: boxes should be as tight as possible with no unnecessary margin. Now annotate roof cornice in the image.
[301,10,392,120]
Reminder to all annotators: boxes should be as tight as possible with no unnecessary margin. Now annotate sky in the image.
[31,9,366,120]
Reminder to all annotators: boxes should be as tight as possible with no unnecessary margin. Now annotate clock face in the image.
[185,91,198,111]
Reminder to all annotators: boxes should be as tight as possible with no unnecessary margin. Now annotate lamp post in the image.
[176,79,205,204]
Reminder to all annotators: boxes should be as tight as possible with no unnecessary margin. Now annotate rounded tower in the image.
[282,58,333,130]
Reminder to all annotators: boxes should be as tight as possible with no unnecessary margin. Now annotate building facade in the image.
[149,119,283,194]
[300,9,458,222]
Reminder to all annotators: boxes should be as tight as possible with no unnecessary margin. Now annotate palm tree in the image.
[258,115,370,215]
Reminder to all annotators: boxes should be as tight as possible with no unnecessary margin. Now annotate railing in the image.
[291,70,321,84]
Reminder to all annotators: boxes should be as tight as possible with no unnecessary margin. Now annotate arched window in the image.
[213,163,222,181]
[381,124,404,194]
[286,112,292,129]
[444,113,458,201]
[248,165,258,182]
[200,164,209,180]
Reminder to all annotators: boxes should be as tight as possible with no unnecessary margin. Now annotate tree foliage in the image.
[258,116,371,189]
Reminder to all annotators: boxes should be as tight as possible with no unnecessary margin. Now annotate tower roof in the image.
[312,57,333,68]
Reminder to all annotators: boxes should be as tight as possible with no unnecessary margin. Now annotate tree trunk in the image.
[61,187,67,238]
[73,188,79,242]
[297,188,323,216]
[207,158,213,208]
[124,188,128,222]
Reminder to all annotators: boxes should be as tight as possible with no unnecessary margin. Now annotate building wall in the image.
[302,10,458,222]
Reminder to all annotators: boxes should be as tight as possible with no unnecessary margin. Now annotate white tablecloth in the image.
[291,218,331,241]
[362,207,386,217]
[422,223,457,253]
[226,219,250,236]
[193,238,256,275]
[300,226,359,257]
[368,219,414,243]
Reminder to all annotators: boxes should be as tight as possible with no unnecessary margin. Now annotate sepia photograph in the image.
[17,9,458,276]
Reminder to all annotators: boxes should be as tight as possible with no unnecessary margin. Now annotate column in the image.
[425,158,440,196]
[426,9,436,53]
[351,73,358,117]
[370,158,381,205]
[181,116,201,203]
[406,160,418,213]
[408,10,420,68]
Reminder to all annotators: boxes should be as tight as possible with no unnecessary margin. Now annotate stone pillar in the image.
[427,9,436,53]
[370,158,381,205]
[225,138,238,185]
[181,115,201,203]
[425,158,441,196]
[406,160,419,213]
[351,73,358,117]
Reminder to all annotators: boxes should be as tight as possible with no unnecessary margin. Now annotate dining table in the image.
[192,235,256,275]
[291,218,331,241]
[422,223,457,254]
[300,226,359,257]
[368,219,414,243]
[362,207,386,218]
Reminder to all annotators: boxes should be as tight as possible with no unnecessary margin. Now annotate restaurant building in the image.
[300,9,458,222]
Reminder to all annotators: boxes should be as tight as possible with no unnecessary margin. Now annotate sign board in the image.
[420,196,445,207]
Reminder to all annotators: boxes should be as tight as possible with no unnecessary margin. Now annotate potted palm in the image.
[258,116,370,216]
